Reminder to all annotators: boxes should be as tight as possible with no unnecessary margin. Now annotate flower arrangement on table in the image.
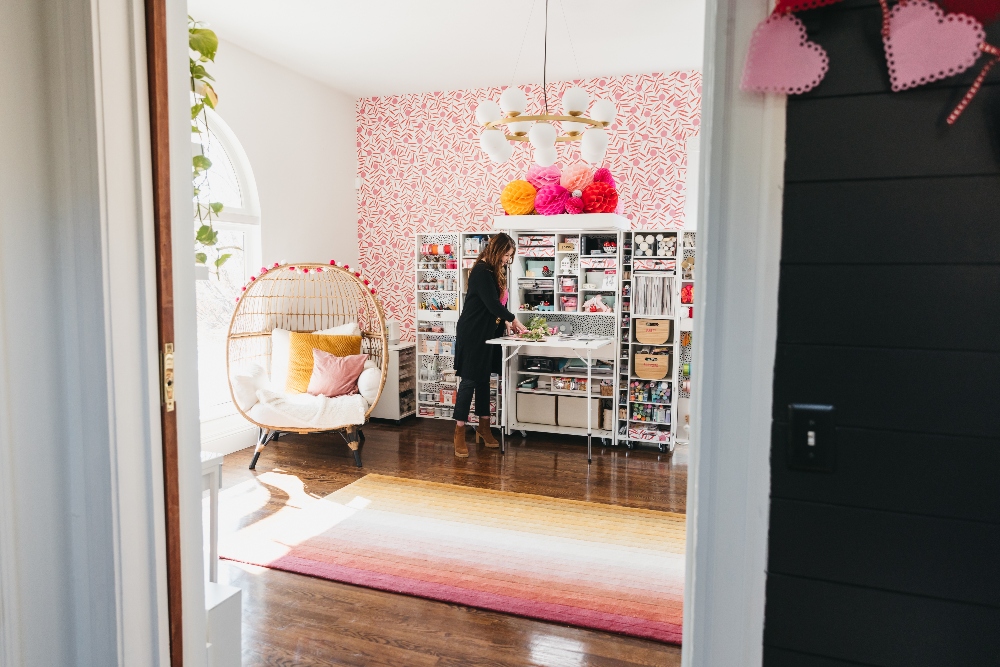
[500,163,623,216]
[517,315,558,341]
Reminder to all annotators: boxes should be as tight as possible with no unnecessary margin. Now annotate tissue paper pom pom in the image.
[565,196,585,214]
[525,164,561,190]
[592,167,615,188]
[582,182,618,213]
[560,162,594,192]
[534,184,570,215]
[500,180,537,215]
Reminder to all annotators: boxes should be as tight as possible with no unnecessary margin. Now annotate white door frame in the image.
[0,0,783,664]
[682,1,785,665]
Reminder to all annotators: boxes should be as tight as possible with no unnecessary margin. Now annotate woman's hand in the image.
[511,319,528,334]
[505,321,514,335]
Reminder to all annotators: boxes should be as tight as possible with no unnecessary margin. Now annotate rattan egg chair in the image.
[226,262,388,469]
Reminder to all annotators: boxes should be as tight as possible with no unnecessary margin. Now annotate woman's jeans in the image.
[452,375,491,422]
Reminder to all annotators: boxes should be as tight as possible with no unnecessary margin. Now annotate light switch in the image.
[787,404,836,472]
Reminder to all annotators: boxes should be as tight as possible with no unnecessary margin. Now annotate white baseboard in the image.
[201,414,256,456]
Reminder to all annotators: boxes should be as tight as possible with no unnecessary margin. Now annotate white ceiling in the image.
[186,0,706,98]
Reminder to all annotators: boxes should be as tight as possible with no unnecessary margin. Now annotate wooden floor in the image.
[219,418,687,666]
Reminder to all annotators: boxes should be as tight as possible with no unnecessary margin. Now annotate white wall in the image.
[208,39,358,267]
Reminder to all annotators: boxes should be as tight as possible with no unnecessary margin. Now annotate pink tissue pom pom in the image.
[343,264,350,270]
[315,267,323,272]
[288,266,295,271]
[560,162,593,192]
[525,164,561,190]
[241,285,247,292]
[250,275,256,281]
[302,268,310,273]
[329,259,337,265]
[592,167,615,188]
[354,271,361,277]
[272,262,280,268]
[260,266,268,273]
[534,184,570,215]
[564,196,585,214]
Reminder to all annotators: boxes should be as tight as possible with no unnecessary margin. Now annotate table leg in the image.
[209,464,220,583]
[587,348,593,464]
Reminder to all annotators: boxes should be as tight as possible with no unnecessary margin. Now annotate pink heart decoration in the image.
[741,13,830,95]
[883,0,984,92]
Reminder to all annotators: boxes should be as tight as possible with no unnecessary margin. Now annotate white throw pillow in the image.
[231,363,269,411]
[316,321,361,336]
[357,367,381,405]
[270,329,291,389]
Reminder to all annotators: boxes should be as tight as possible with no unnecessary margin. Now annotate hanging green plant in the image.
[189,16,234,276]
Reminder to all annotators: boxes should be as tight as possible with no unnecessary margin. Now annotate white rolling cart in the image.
[487,335,613,463]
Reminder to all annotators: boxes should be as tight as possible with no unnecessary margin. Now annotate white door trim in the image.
[683,1,785,665]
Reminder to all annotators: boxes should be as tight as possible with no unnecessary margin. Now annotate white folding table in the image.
[486,335,613,463]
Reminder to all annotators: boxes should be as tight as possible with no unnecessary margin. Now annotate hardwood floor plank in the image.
[221,419,685,666]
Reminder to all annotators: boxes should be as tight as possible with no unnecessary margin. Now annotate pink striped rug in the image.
[219,473,685,643]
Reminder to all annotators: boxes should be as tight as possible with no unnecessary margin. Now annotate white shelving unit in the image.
[415,233,460,420]
[369,342,416,422]
[494,221,625,443]
[411,218,695,455]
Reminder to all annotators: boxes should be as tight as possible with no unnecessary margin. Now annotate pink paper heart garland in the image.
[741,13,830,95]
[883,0,985,92]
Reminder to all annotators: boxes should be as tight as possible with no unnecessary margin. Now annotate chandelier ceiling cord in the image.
[476,0,618,167]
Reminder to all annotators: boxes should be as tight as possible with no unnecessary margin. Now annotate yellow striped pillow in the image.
[285,332,363,393]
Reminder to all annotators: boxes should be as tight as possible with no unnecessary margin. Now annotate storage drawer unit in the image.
[516,393,557,426]
[556,395,602,429]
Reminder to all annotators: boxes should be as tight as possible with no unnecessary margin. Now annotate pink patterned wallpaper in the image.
[356,71,702,339]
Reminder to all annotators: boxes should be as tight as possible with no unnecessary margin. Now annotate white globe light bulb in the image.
[534,145,558,167]
[488,142,514,164]
[528,122,556,149]
[591,99,617,126]
[480,129,508,155]
[475,99,502,125]
[562,87,590,116]
[507,120,531,136]
[581,127,608,156]
[499,86,527,116]
[562,120,586,136]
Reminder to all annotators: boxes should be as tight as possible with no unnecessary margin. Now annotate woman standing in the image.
[452,233,527,457]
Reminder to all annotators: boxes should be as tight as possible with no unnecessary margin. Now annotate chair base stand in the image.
[249,428,277,470]
[249,451,261,469]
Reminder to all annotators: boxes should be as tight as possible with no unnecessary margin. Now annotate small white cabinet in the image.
[370,342,416,421]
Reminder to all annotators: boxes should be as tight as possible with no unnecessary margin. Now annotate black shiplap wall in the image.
[765,3,1000,666]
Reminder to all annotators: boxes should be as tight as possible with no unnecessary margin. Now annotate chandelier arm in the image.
[485,114,605,128]
[496,135,587,143]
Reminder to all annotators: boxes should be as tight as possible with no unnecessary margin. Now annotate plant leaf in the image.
[195,252,208,265]
[192,154,212,171]
[195,224,218,246]
[209,202,224,215]
[190,102,204,119]
[214,253,232,268]
[201,82,218,109]
[191,125,201,133]
[188,28,219,61]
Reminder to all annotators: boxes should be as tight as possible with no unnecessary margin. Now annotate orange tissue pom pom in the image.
[500,180,537,215]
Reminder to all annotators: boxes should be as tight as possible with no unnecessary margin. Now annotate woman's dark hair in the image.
[475,233,515,295]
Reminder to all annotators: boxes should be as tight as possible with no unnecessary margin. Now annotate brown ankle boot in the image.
[454,423,469,458]
[475,419,499,448]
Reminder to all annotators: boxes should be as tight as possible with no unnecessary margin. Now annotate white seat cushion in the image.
[357,367,381,405]
[231,363,270,411]
[251,388,368,429]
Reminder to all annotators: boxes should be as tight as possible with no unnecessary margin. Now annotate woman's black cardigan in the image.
[454,262,516,379]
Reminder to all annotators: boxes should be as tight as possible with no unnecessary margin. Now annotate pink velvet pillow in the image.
[306,349,367,398]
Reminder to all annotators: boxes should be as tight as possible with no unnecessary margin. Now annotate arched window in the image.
[194,110,263,424]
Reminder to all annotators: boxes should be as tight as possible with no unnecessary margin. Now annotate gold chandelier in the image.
[475,0,618,167]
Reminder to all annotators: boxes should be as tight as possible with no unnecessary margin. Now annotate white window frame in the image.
[192,109,262,423]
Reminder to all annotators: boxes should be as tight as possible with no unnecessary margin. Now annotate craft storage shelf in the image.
[369,342,417,422]
[415,233,461,420]
[616,229,690,453]
[494,223,622,443]
[412,220,695,453]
